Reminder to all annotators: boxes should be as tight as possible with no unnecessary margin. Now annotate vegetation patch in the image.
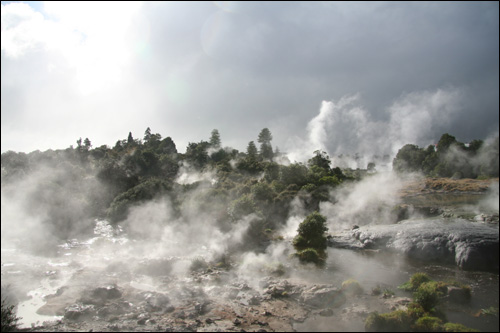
[398,272,432,291]
[412,316,443,332]
[365,310,413,332]
[341,279,364,296]
[413,281,446,312]
[293,212,328,266]
[1,298,21,332]
[442,323,480,332]
[366,273,478,332]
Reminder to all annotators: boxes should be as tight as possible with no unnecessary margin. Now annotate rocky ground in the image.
[328,218,499,271]
[19,266,411,332]
[328,177,499,272]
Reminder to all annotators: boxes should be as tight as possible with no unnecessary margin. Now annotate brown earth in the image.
[398,177,498,197]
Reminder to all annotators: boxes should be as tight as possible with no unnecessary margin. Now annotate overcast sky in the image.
[1,1,499,160]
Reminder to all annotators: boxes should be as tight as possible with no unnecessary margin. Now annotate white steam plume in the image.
[285,88,463,167]
[320,172,407,231]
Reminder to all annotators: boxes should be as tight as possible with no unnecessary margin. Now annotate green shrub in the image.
[190,257,209,272]
[478,306,498,316]
[413,316,443,332]
[264,262,287,277]
[371,285,394,298]
[293,211,328,252]
[250,182,275,203]
[442,322,480,332]
[371,286,382,296]
[295,248,325,265]
[406,302,426,320]
[365,312,383,332]
[413,281,444,312]
[227,194,258,220]
[106,178,171,222]
[399,272,432,291]
[365,310,412,332]
[367,276,479,332]
[341,279,363,295]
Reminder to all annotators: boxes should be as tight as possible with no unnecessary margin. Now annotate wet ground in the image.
[2,225,498,332]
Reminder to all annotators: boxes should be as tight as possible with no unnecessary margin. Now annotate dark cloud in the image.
[1,1,498,156]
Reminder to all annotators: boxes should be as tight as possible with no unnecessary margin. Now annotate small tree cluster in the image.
[293,212,328,265]
[393,133,499,178]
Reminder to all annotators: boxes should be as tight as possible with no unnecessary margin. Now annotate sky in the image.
[1,1,499,160]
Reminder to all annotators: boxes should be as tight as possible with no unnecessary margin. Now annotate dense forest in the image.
[1,128,498,252]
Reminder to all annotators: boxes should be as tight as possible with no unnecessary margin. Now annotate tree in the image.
[237,141,263,173]
[258,128,273,145]
[185,141,210,169]
[228,194,257,220]
[144,127,152,142]
[467,139,483,154]
[260,144,274,160]
[280,163,309,187]
[258,128,274,160]
[422,146,439,175]
[127,132,134,144]
[308,150,331,170]
[159,137,177,155]
[246,141,258,159]
[293,212,328,265]
[436,133,457,155]
[84,138,92,151]
[209,129,221,149]
[392,144,426,173]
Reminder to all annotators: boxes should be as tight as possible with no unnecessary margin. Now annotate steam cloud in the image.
[286,88,463,169]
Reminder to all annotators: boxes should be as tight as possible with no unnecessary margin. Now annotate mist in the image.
[2,98,499,331]
[1,1,499,331]
[285,89,464,169]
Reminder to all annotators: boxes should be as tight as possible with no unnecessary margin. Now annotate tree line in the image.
[392,133,499,178]
[1,128,347,250]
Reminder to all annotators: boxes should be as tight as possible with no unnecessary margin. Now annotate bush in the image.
[413,281,444,312]
[190,257,209,272]
[367,276,479,332]
[365,310,412,332]
[293,212,328,252]
[1,298,21,332]
[295,248,325,266]
[406,302,426,320]
[341,279,363,295]
[413,316,443,332]
[106,178,172,222]
[442,323,480,332]
[227,194,258,220]
[399,272,432,291]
